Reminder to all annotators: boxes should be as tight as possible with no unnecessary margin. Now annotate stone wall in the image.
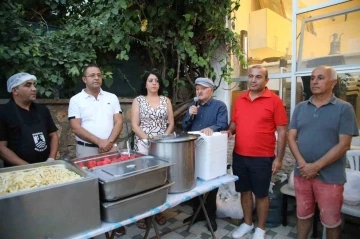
[0,98,134,159]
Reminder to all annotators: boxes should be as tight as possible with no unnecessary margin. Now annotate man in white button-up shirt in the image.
[68,64,123,158]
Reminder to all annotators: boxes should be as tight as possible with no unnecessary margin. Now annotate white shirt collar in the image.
[80,88,104,98]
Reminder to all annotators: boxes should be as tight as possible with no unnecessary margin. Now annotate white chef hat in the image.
[7,73,37,93]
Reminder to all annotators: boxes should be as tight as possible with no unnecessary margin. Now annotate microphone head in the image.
[193,97,199,102]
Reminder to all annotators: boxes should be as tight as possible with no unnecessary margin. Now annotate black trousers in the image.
[191,188,218,219]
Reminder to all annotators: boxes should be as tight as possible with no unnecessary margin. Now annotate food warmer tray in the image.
[89,156,173,201]
[0,160,101,239]
[101,181,174,222]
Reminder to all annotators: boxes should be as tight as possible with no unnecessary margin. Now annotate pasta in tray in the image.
[0,166,82,196]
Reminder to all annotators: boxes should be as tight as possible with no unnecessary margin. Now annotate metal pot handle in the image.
[195,138,204,147]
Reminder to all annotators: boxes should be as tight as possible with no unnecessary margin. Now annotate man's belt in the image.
[77,141,98,148]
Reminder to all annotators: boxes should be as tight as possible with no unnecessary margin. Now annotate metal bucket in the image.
[146,133,202,193]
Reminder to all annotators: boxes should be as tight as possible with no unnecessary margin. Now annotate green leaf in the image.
[50,75,58,83]
[167,31,175,37]
[117,50,129,60]
[109,42,116,51]
[22,47,30,56]
[111,8,119,15]
[188,32,194,38]
[113,33,124,44]
[34,58,39,65]
[104,76,114,88]
[158,8,165,16]
[38,86,45,95]
[119,0,127,9]
[69,66,80,76]
[167,68,175,79]
[57,78,64,85]
[45,90,52,97]
[162,79,169,87]
[177,80,186,87]
[50,3,58,10]
[148,7,156,18]
[184,14,192,22]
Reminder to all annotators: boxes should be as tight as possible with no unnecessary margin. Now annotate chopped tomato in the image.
[103,158,112,165]
[88,161,97,168]
[119,156,127,161]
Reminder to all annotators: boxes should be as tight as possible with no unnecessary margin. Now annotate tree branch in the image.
[159,47,167,80]
[172,52,181,103]
[174,99,192,119]
[33,10,48,32]
[184,57,195,88]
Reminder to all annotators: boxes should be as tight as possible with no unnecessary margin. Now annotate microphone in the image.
[191,97,199,120]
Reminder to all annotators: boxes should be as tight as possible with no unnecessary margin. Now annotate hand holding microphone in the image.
[190,97,199,120]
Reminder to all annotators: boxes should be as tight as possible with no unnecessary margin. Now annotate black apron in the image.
[6,101,50,166]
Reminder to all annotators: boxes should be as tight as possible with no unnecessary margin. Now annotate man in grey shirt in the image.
[288,65,358,239]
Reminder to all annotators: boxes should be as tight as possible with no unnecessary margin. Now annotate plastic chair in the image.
[323,149,360,238]
[346,149,360,171]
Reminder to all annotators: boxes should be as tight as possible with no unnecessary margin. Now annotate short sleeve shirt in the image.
[0,99,58,166]
[289,96,359,184]
[68,89,122,143]
[0,100,58,142]
[231,88,288,157]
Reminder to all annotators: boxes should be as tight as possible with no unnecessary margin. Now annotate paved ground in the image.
[94,201,359,239]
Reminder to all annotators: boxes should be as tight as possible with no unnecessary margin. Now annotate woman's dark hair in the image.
[140,71,164,96]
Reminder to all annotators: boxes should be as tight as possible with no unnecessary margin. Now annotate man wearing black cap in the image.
[182,77,228,231]
[0,73,59,167]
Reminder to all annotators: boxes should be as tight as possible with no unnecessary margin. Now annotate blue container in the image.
[265,182,285,228]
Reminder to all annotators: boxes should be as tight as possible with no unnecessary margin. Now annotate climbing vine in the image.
[0,0,243,100]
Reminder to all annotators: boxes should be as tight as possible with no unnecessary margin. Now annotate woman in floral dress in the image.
[131,71,174,228]
[131,71,174,154]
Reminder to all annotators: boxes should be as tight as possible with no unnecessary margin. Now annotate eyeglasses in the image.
[85,73,102,78]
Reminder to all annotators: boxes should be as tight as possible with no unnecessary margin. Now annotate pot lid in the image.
[149,133,199,143]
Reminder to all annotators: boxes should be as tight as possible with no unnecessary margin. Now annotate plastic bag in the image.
[216,165,257,219]
[343,169,360,206]
[216,181,244,219]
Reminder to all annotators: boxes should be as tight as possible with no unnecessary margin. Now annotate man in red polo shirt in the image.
[226,65,288,239]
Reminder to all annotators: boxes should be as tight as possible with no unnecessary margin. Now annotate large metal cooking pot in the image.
[142,133,202,193]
